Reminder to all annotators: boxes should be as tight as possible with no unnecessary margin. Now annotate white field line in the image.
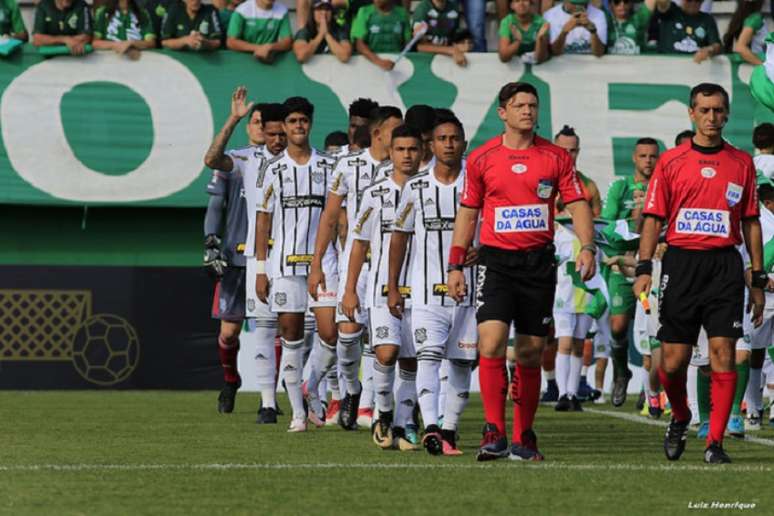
[584,407,774,448]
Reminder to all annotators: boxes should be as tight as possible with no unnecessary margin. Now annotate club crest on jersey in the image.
[537,179,554,199]
[700,167,716,179]
[311,170,325,184]
[725,182,743,207]
[511,163,528,174]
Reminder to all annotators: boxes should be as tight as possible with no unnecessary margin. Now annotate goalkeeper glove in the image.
[204,234,227,279]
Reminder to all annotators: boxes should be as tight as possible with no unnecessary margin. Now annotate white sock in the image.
[568,355,582,397]
[442,360,472,431]
[555,353,570,397]
[438,359,449,419]
[327,367,342,401]
[643,367,656,397]
[581,365,589,377]
[373,360,395,414]
[306,337,337,400]
[360,354,375,410]
[337,331,362,395]
[254,326,277,409]
[745,367,763,414]
[416,358,441,428]
[687,365,699,424]
[394,368,417,428]
[279,337,305,420]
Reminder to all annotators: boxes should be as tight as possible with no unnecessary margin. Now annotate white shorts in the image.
[749,305,773,351]
[633,301,650,356]
[411,305,478,361]
[246,257,278,325]
[369,306,415,358]
[335,268,369,326]
[592,315,611,359]
[762,352,774,384]
[553,312,593,340]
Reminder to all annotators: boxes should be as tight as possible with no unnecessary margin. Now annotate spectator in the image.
[545,0,607,57]
[93,0,156,57]
[293,0,352,63]
[451,28,474,52]
[350,0,411,71]
[139,0,177,44]
[325,130,349,154]
[462,0,487,52]
[723,0,766,65]
[161,0,222,51]
[653,0,720,62]
[227,0,292,63]
[605,0,666,55]
[412,0,468,66]
[498,0,550,64]
[212,0,245,38]
[0,0,28,42]
[674,129,694,146]
[32,0,93,55]
[297,0,348,29]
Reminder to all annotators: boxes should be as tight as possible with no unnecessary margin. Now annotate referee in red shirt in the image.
[634,83,766,464]
[447,82,596,461]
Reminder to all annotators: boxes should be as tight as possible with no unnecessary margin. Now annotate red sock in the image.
[708,371,737,446]
[218,334,240,384]
[478,356,507,434]
[512,364,541,443]
[657,368,690,422]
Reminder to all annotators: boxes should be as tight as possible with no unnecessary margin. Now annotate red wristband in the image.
[449,245,466,267]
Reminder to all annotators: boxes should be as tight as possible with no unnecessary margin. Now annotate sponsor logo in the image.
[733,321,742,329]
[286,255,313,265]
[511,163,528,174]
[371,186,390,198]
[375,326,389,339]
[414,328,428,344]
[423,217,455,231]
[675,208,730,238]
[381,285,411,297]
[410,180,430,190]
[457,341,476,350]
[347,158,367,167]
[274,292,287,306]
[700,167,716,179]
[279,195,325,209]
[725,182,743,207]
[542,317,552,325]
[493,204,549,233]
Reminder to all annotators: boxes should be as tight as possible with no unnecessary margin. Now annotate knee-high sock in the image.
[479,356,507,434]
[254,326,277,409]
[687,365,698,420]
[360,354,375,410]
[611,337,629,377]
[305,337,337,416]
[416,357,442,428]
[280,337,306,420]
[395,368,417,428]
[327,366,342,401]
[709,371,737,446]
[512,364,541,443]
[373,361,395,414]
[218,333,240,384]
[644,364,657,397]
[438,360,449,418]
[442,360,472,431]
[697,369,711,424]
[555,352,570,397]
[745,367,763,414]
[658,368,690,422]
[731,362,749,416]
[337,331,363,395]
[568,355,583,397]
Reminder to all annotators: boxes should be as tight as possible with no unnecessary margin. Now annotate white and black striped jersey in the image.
[329,148,387,224]
[243,145,273,257]
[257,149,337,279]
[351,175,414,308]
[393,167,476,307]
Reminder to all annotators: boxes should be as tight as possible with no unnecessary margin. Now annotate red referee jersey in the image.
[461,134,585,251]
[643,141,759,250]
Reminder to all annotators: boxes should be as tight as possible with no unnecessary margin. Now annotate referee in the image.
[447,82,596,462]
[634,83,766,464]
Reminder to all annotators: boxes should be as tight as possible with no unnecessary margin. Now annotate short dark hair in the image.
[498,82,538,108]
[349,98,379,119]
[369,105,403,128]
[635,137,659,147]
[353,125,371,149]
[555,125,579,145]
[260,103,289,125]
[753,123,774,150]
[674,129,695,146]
[283,96,314,120]
[759,183,774,202]
[689,83,729,110]
[324,130,348,148]
[451,29,473,44]
[405,105,436,135]
[250,103,268,120]
[390,124,423,145]
[432,108,465,139]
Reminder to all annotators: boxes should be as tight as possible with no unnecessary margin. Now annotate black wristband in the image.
[635,260,653,276]
[447,264,464,273]
[751,270,769,289]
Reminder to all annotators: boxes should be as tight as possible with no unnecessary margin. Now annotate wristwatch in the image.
[751,270,769,289]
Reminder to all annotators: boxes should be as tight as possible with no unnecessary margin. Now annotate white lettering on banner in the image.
[675,208,730,237]
[494,204,549,233]
[0,52,212,202]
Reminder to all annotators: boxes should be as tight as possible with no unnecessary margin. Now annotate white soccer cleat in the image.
[287,418,307,433]
[593,395,606,405]
[357,407,373,428]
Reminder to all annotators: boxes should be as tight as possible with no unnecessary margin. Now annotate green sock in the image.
[732,361,750,416]
[697,371,711,423]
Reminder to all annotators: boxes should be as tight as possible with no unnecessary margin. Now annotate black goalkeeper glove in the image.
[204,234,227,279]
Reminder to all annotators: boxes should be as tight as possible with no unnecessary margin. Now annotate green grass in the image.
[2,392,774,515]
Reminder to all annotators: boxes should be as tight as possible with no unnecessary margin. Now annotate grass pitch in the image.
[2,391,774,515]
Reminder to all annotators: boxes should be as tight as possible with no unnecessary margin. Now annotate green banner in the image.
[0,47,770,207]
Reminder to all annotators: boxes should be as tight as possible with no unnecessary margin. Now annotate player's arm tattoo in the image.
[203,116,240,172]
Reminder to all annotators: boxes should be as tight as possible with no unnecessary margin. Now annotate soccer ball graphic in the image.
[71,314,140,386]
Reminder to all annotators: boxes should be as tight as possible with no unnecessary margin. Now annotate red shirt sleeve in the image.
[741,155,760,220]
[557,152,584,205]
[461,155,484,209]
[643,159,669,219]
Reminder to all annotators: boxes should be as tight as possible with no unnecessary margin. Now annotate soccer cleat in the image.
[540,380,559,403]
[217,379,241,414]
[745,413,761,431]
[308,409,325,428]
[639,400,649,417]
[274,402,284,416]
[372,411,394,449]
[509,429,544,462]
[647,394,663,419]
[570,395,583,412]
[696,421,709,439]
[554,394,572,412]
[256,407,278,424]
[663,414,691,461]
[635,390,646,412]
[441,429,463,456]
[476,423,509,462]
[593,394,606,405]
[769,418,774,429]
[588,388,602,402]
[339,386,362,431]
[325,399,341,426]
[392,427,419,451]
[611,369,632,407]
[287,418,307,433]
[704,441,732,464]
[405,424,420,445]
[357,407,374,428]
[302,382,325,428]
[422,424,444,456]
[726,415,745,438]
[576,376,593,401]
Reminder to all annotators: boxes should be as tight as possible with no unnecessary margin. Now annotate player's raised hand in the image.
[387,287,404,320]
[447,270,467,303]
[307,266,326,301]
[231,86,254,120]
[255,273,269,304]
[341,290,360,322]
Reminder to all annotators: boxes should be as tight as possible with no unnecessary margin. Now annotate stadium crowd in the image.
[0,0,769,65]
[201,80,774,464]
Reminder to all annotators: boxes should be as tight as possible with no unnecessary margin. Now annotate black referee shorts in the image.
[475,244,557,337]
[657,246,744,345]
